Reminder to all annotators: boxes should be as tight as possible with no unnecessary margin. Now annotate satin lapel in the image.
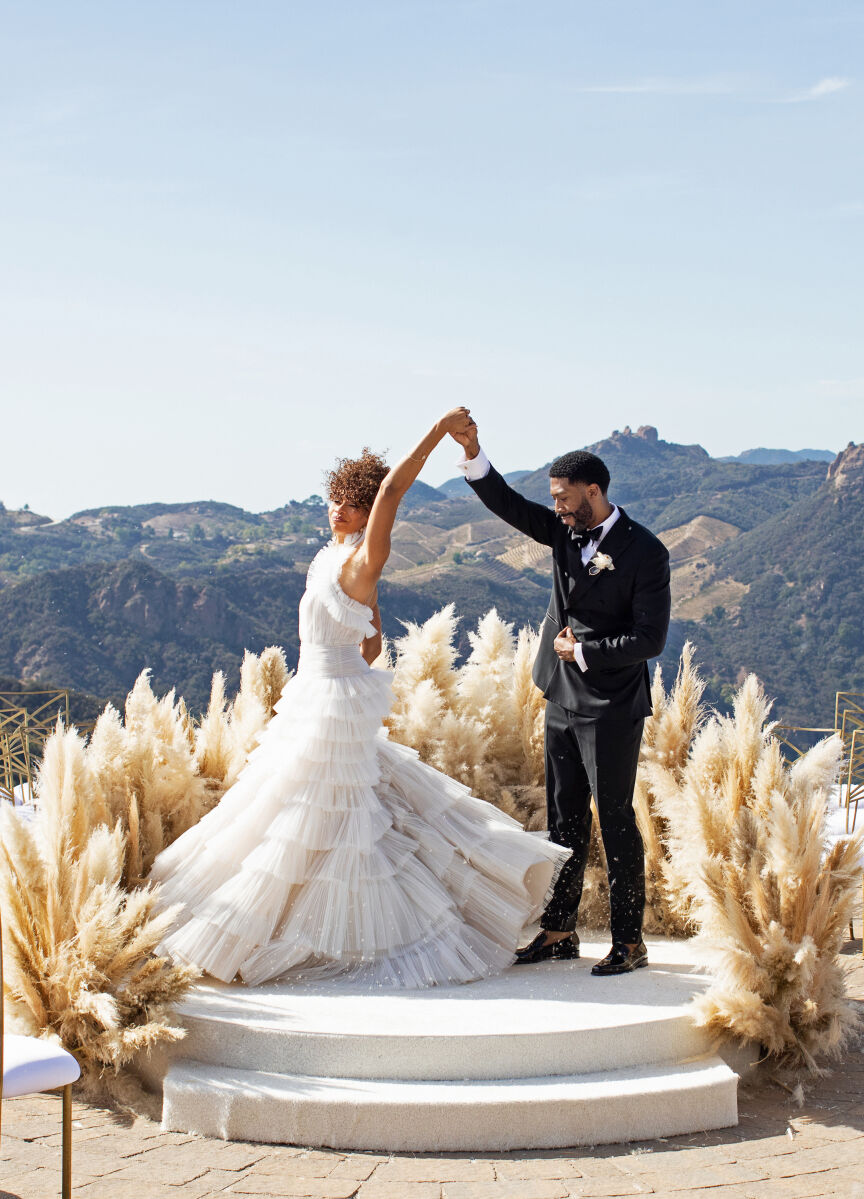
[565,508,636,609]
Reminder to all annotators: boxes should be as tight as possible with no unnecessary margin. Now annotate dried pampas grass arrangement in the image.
[2,602,858,1076]
[0,648,288,1096]
[635,642,707,936]
[386,608,552,827]
[647,675,861,1069]
[0,728,195,1100]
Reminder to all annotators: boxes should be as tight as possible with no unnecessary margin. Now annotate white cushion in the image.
[3,1034,80,1098]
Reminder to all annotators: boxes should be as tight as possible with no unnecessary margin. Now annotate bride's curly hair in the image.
[324,447,390,511]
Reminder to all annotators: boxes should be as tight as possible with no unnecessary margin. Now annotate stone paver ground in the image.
[2,932,862,1199]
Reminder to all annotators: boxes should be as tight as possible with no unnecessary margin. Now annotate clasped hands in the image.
[554,626,578,662]
[442,407,480,458]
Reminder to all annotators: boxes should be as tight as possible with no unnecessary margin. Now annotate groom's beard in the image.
[559,497,594,532]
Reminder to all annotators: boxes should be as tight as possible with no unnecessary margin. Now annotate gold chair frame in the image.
[843,727,863,836]
[0,690,70,730]
[834,690,864,735]
[775,691,864,835]
[0,910,74,1199]
[1,726,36,803]
[834,694,864,955]
[1,694,76,1190]
[773,724,835,761]
[836,704,864,834]
[0,691,69,809]
[775,699,863,951]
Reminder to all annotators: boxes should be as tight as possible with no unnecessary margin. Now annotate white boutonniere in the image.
[588,551,615,576]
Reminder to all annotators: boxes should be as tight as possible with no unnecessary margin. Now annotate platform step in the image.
[175,1004,707,1081]
[163,945,714,1083]
[150,939,743,1150]
[162,1055,739,1152]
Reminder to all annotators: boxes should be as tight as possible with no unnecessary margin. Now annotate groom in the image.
[454,421,670,975]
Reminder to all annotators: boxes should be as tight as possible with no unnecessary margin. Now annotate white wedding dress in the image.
[150,539,569,988]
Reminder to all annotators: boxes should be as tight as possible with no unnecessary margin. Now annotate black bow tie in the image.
[570,525,605,549]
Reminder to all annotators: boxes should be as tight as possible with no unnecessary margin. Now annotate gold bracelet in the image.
[408,453,427,463]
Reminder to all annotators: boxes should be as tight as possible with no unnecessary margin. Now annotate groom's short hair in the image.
[548,450,610,494]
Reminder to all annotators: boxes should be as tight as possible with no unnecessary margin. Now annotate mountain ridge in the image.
[0,432,859,726]
[718,447,836,465]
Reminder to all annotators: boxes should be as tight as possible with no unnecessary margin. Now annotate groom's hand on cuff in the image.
[554,629,588,672]
[554,627,577,661]
[452,420,480,458]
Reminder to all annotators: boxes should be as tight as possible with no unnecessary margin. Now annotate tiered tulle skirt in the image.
[150,652,568,988]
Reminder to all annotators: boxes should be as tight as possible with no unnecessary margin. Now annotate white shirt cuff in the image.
[573,643,588,673]
[456,445,491,482]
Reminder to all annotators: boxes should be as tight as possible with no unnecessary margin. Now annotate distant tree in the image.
[837,621,859,649]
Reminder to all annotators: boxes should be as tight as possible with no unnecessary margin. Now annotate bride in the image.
[150,407,569,988]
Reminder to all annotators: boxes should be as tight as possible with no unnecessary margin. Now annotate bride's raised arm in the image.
[351,408,473,591]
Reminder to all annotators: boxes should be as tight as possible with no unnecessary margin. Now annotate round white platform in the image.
[148,938,740,1151]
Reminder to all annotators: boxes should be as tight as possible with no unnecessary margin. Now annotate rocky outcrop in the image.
[827,442,864,496]
[588,426,709,460]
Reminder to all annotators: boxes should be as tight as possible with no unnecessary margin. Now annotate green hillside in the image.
[0,555,545,713]
[668,442,864,725]
[0,497,325,582]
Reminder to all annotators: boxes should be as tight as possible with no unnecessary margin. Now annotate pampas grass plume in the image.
[0,647,287,1096]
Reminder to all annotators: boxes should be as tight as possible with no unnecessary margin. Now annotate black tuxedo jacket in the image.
[469,466,671,721]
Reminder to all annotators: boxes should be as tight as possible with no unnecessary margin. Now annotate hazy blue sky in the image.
[1,1,861,518]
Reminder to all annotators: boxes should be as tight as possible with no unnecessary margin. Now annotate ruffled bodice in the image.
[149,540,570,989]
[298,540,377,651]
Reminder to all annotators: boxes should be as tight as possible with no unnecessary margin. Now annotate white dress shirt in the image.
[457,445,619,673]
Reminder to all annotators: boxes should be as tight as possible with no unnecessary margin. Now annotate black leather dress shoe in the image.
[514,931,580,965]
[590,941,648,976]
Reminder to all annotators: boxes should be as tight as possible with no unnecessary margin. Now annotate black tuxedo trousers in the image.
[542,703,645,943]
